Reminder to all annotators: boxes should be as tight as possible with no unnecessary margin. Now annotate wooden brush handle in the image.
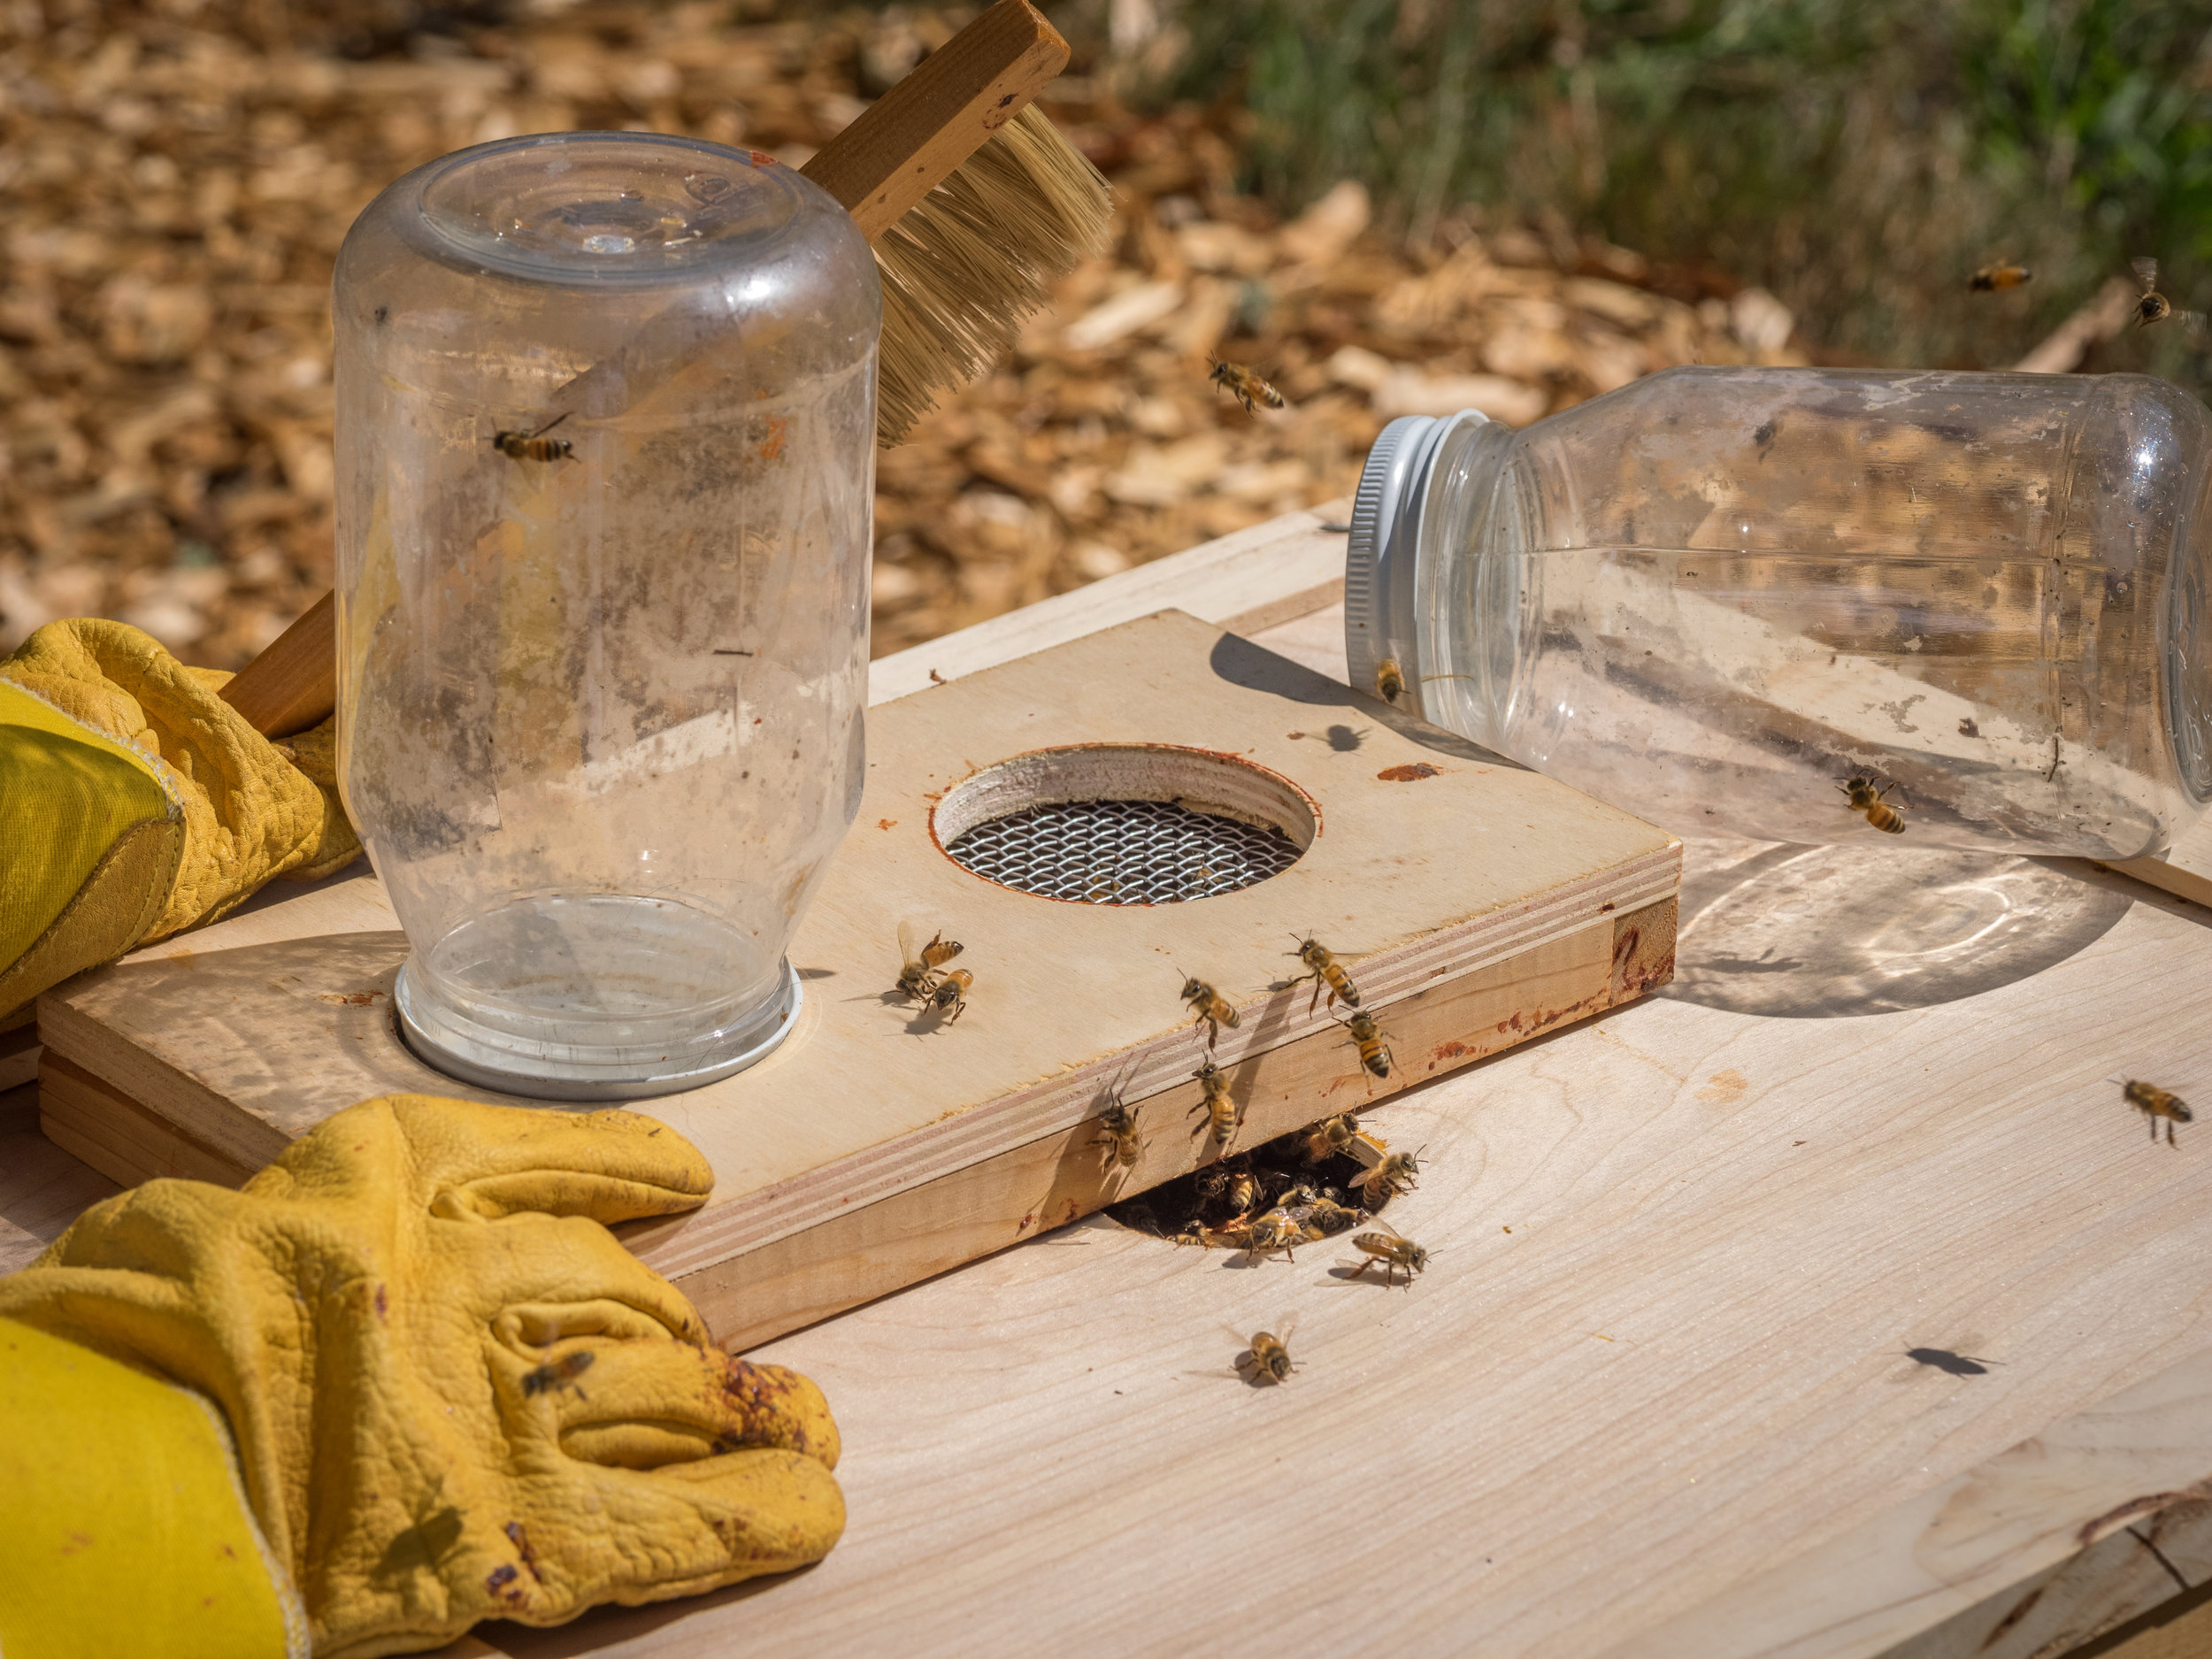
[802,0,1068,235]
[226,0,1070,742]
[219,590,335,739]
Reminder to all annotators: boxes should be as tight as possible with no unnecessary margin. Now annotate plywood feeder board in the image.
[37,609,1680,1348]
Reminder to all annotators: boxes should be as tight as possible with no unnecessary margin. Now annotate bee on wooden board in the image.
[1209,357,1285,416]
[1302,1111,1359,1164]
[492,412,575,463]
[1375,657,1406,704]
[1350,1146,1424,1206]
[520,1349,594,1399]
[1094,1093,1144,1172]
[1839,774,1908,834]
[1233,1316,1298,1385]
[1300,1194,1364,1233]
[1348,1217,1430,1288]
[896,919,964,1002]
[1241,1207,1322,1262]
[1340,1009,1394,1079]
[1188,1060,1240,1147]
[928,968,973,1023]
[2123,1079,2193,1146]
[1970,262,2032,292]
[1288,934,1363,1016]
[1181,1217,1254,1250]
[1179,973,1240,1048]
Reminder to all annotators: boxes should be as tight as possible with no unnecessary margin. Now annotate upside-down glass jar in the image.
[333,133,879,1099]
[1348,366,2212,858]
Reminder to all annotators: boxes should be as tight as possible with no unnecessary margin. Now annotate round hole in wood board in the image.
[931,743,1318,905]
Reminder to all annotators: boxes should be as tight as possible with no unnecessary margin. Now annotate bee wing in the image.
[2133,256,2160,292]
[897,917,922,968]
[1278,1310,1300,1345]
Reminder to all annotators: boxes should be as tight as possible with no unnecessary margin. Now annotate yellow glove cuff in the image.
[0,679,184,1028]
[0,1317,307,1659]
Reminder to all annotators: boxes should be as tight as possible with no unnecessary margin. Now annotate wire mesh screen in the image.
[944,798,1304,903]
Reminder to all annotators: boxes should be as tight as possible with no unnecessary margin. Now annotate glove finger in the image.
[492,1333,839,1471]
[260,1095,712,1225]
[484,1448,846,1629]
[445,1215,714,1346]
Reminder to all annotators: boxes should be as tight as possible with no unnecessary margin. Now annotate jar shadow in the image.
[1662,838,2132,1019]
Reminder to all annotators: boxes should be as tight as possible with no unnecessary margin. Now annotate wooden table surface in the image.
[5,505,2211,1659]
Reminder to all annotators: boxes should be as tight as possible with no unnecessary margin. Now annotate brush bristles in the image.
[874,102,1115,446]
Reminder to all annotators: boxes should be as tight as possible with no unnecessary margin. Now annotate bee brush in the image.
[218,0,1110,739]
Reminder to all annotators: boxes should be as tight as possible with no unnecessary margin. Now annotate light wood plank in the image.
[2113,816,2212,911]
[1877,1497,2211,1659]
[864,499,1350,702]
[472,878,2212,1659]
[0,1079,118,1275]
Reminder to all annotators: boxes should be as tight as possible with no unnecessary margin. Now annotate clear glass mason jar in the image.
[333,133,879,1099]
[1347,366,2212,858]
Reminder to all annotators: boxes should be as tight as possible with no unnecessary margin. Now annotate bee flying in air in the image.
[1348,1217,1430,1288]
[1375,657,1406,704]
[1288,934,1362,1016]
[1209,357,1285,416]
[927,968,973,1024]
[1302,1111,1360,1164]
[1969,262,2032,292]
[1350,1146,1423,1206]
[2122,1079,2192,1147]
[1188,1060,1240,1147]
[1094,1093,1144,1172]
[520,1348,595,1399]
[2133,257,2173,328]
[1179,973,1240,1048]
[1839,774,1908,834]
[492,412,575,463]
[1233,1316,1298,1385]
[896,919,964,1002]
[1340,1009,1394,1079]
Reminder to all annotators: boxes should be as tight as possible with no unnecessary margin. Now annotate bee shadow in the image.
[1904,1347,1996,1377]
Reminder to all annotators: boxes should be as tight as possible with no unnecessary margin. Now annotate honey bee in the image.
[492,412,575,463]
[1179,974,1240,1048]
[928,968,973,1023]
[2123,1079,2193,1146]
[1288,934,1363,1015]
[1348,1217,1430,1287]
[1350,1146,1423,1205]
[2133,257,2172,327]
[1184,1217,1255,1250]
[520,1349,595,1398]
[896,918,964,1001]
[1375,657,1406,703]
[1340,1009,1394,1079]
[1234,1317,1298,1385]
[1970,262,2032,292]
[1209,357,1285,415]
[1241,1207,1322,1261]
[1302,1111,1360,1163]
[1301,1194,1363,1233]
[1094,1094,1144,1171]
[1187,1060,1240,1146]
[1839,774,1908,833]
[1225,1169,1261,1217]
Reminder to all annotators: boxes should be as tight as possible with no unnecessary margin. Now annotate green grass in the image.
[1147,0,2212,392]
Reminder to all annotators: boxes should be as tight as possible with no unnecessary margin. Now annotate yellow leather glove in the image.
[0,1094,845,1659]
[0,618,360,1026]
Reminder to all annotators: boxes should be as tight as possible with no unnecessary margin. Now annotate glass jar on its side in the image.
[334,133,879,1098]
[1348,367,2212,858]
